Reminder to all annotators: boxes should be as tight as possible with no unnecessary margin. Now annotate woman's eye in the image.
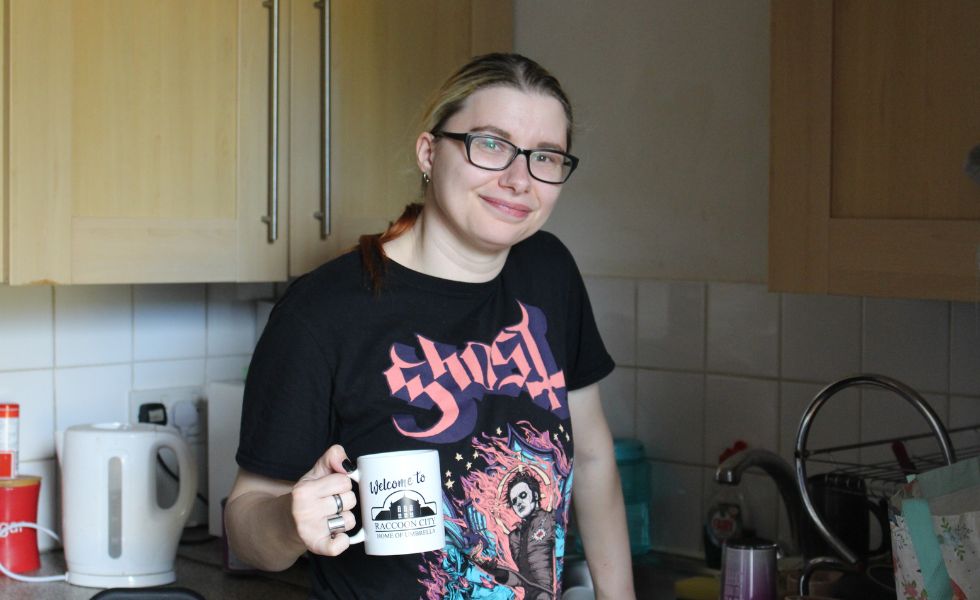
[477,137,506,152]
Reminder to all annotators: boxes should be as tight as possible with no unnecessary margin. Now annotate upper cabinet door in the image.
[769,0,980,301]
[7,0,288,284]
[286,0,513,277]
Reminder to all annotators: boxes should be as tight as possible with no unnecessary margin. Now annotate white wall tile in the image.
[134,285,206,361]
[18,459,60,551]
[234,283,276,302]
[637,280,705,370]
[707,283,779,377]
[781,294,861,383]
[637,370,704,463]
[0,370,55,461]
[583,276,636,366]
[779,382,860,472]
[0,286,53,371]
[859,388,949,467]
[206,355,251,383]
[55,285,132,367]
[207,284,257,356]
[948,396,980,455]
[863,298,949,394]
[55,365,132,431]
[950,302,980,396]
[704,375,779,463]
[598,367,636,439]
[133,359,206,390]
[649,461,703,557]
[949,396,980,429]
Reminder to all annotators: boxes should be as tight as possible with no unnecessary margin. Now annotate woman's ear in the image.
[416,132,436,175]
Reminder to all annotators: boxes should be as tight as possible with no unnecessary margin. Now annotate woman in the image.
[226,53,636,600]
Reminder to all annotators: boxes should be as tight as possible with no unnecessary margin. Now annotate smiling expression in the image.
[417,86,570,256]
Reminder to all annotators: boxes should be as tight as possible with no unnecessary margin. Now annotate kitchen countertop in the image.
[0,530,711,599]
[0,529,311,600]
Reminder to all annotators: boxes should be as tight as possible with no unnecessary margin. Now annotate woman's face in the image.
[417,86,569,255]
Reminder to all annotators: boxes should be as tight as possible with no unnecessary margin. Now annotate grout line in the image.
[946,300,954,425]
[857,296,865,459]
[632,280,639,441]
[775,291,784,457]
[701,281,709,468]
[131,284,137,385]
[204,284,211,386]
[50,286,58,432]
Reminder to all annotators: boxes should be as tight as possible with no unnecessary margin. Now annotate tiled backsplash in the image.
[586,277,980,558]
[0,283,269,551]
[2,278,979,562]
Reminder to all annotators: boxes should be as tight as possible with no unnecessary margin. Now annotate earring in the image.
[422,172,431,184]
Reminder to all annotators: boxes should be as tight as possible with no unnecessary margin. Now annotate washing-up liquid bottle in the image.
[703,441,753,569]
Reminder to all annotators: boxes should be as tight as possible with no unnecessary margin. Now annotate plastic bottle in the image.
[703,441,753,569]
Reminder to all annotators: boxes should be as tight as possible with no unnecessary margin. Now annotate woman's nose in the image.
[499,154,532,193]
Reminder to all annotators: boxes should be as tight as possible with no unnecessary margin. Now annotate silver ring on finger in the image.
[332,493,344,515]
[327,515,346,535]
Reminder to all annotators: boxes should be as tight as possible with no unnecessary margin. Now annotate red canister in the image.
[0,475,41,574]
[0,404,19,479]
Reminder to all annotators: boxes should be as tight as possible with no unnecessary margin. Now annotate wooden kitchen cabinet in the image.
[769,0,980,301]
[287,0,513,276]
[2,0,512,285]
[7,0,289,284]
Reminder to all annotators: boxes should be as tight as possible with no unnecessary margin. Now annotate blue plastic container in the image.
[615,438,652,555]
[569,438,651,556]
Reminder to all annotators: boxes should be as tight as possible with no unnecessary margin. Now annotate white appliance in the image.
[206,380,245,537]
[57,423,196,588]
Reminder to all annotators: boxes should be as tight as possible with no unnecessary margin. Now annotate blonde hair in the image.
[359,53,573,293]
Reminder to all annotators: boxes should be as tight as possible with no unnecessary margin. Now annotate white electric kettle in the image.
[57,422,196,588]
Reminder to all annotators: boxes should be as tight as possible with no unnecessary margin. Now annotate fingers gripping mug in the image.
[346,449,445,556]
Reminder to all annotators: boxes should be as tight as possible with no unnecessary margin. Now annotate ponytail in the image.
[358,203,423,294]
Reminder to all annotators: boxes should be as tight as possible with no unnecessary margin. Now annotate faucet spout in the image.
[715,448,804,556]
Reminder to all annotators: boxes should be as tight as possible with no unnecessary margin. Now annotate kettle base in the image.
[67,569,176,588]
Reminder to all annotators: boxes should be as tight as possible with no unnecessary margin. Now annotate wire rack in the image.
[793,374,969,565]
[797,424,980,500]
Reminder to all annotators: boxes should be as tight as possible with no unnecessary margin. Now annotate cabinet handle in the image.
[261,0,280,243]
[967,144,980,186]
[313,0,331,238]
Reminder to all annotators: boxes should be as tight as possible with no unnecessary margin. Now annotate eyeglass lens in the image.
[468,135,573,183]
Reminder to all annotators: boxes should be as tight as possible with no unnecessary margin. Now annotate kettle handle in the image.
[155,428,198,523]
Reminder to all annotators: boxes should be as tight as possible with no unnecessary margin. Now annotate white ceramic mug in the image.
[347,449,445,556]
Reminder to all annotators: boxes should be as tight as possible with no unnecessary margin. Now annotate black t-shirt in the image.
[237,230,614,599]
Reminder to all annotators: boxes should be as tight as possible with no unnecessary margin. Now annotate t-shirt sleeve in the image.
[542,234,615,390]
[564,265,615,390]
[236,301,335,482]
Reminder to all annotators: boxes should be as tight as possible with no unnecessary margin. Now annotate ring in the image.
[332,493,344,515]
[327,515,346,534]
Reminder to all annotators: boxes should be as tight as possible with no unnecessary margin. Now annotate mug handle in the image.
[346,468,365,545]
[867,498,890,556]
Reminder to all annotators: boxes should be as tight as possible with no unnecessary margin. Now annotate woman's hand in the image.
[291,444,359,556]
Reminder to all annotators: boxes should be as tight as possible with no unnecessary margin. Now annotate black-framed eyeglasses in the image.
[434,131,579,184]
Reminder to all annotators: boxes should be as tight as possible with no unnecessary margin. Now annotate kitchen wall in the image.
[513,0,980,557]
[0,283,268,550]
[2,0,978,565]
[581,277,980,556]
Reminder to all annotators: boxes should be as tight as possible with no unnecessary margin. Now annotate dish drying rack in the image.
[793,374,980,565]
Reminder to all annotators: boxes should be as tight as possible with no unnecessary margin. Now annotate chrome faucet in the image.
[715,448,806,556]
